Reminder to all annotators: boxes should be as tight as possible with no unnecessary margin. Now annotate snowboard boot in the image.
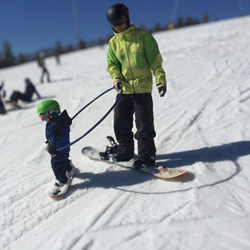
[66,161,76,179]
[49,179,68,196]
[113,154,132,162]
[133,156,156,170]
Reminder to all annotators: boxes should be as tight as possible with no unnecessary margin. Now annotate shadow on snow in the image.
[157,141,250,169]
[67,141,250,195]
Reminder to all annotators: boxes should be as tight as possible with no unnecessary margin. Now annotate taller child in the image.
[104,3,167,169]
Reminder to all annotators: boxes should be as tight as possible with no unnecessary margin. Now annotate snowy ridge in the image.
[0,16,250,250]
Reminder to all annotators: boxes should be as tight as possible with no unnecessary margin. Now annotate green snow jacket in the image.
[107,24,166,94]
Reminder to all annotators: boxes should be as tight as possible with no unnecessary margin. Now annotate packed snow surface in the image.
[1,16,250,250]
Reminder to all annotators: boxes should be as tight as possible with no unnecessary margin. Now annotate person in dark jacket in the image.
[8,78,41,106]
[37,99,76,196]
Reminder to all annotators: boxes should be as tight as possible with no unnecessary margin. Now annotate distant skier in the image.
[7,78,41,107]
[101,3,167,169]
[37,51,51,83]
[55,51,60,65]
[37,99,76,196]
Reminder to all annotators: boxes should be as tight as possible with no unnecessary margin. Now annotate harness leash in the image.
[57,87,122,151]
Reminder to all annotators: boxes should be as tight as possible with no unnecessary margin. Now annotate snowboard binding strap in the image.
[99,136,118,160]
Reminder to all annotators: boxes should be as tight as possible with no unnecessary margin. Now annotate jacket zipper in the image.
[123,34,136,94]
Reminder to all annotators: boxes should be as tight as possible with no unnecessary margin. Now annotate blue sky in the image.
[0,0,249,56]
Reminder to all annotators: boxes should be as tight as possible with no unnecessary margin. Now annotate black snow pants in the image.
[114,93,156,160]
[51,152,72,184]
[0,100,6,114]
[10,91,30,103]
[41,67,50,83]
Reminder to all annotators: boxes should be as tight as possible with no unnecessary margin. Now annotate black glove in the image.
[48,143,58,155]
[158,86,167,97]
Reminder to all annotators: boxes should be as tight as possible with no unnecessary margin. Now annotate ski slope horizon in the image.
[1,16,250,250]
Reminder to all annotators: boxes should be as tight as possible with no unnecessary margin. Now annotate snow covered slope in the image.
[1,16,250,250]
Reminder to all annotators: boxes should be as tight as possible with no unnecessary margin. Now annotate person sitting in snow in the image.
[7,78,41,107]
[37,99,76,196]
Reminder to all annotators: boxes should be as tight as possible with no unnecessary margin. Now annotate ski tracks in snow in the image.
[2,17,250,250]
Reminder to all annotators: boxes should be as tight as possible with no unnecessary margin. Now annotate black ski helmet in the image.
[107,3,130,28]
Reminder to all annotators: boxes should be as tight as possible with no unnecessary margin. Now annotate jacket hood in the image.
[49,110,72,127]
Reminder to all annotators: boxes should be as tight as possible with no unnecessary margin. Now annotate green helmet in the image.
[37,99,60,115]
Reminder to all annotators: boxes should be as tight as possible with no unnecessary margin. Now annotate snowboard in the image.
[81,147,188,179]
[5,100,21,107]
[49,168,77,198]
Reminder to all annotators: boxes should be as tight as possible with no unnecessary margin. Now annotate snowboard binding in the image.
[99,136,118,160]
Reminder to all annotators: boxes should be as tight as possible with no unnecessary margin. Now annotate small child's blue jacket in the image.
[45,110,72,153]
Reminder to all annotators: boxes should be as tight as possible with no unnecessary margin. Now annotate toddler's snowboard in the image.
[81,147,188,179]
